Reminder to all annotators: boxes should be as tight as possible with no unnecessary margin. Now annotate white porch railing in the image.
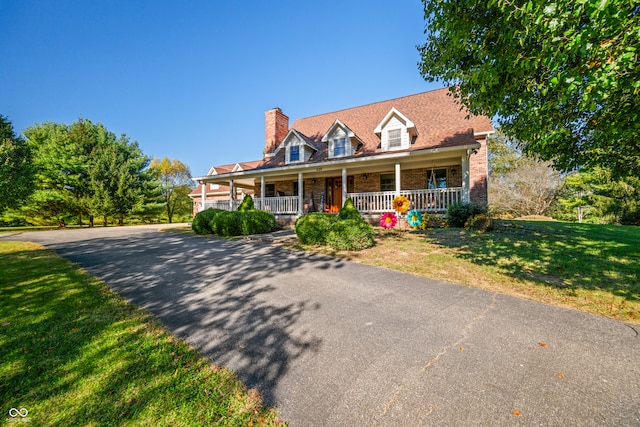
[202,199,241,211]
[347,188,463,213]
[254,196,300,214]
[201,188,462,215]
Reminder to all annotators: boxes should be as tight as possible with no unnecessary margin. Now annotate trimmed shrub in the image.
[337,197,362,222]
[446,202,488,227]
[295,212,338,245]
[237,194,255,212]
[326,219,375,251]
[241,210,276,235]
[192,208,225,235]
[210,210,243,236]
[464,213,494,233]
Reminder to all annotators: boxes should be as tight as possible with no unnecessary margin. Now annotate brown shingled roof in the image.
[204,88,492,174]
[290,88,492,158]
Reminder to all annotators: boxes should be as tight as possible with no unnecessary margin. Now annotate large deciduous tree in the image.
[418,0,640,176]
[149,157,193,223]
[0,115,34,214]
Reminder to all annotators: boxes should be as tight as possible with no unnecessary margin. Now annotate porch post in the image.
[261,176,265,210]
[298,172,304,216]
[341,167,347,208]
[200,181,206,212]
[229,179,235,210]
[395,163,401,196]
[462,152,471,203]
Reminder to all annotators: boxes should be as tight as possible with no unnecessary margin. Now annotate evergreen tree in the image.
[0,115,34,215]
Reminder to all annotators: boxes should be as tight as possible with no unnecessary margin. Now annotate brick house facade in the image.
[190,88,493,219]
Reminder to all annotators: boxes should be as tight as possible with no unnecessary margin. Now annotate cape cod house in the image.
[191,88,493,221]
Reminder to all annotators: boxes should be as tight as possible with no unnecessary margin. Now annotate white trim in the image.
[374,107,416,135]
[461,154,470,203]
[273,129,316,156]
[298,172,304,216]
[322,120,350,142]
[342,168,347,208]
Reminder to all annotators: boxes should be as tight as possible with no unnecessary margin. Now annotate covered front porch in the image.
[195,146,479,218]
[202,187,462,215]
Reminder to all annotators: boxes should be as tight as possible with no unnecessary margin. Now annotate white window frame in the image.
[388,129,402,148]
[289,145,300,163]
[333,137,346,157]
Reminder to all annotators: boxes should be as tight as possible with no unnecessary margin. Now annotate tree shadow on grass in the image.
[0,233,345,424]
[426,220,640,302]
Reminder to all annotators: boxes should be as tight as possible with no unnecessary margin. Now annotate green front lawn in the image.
[0,241,282,426]
[298,220,640,324]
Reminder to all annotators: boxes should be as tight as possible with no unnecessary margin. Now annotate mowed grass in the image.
[292,220,640,324]
[0,241,282,426]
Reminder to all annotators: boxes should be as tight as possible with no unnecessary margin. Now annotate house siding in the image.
[380,116,410,151]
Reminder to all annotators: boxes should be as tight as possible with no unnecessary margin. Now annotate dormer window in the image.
[388,129,401,148]
[375,107,418,152]
[334,137,346,157]
[290,145,300,162]
[322,120,364,159]
[276,129,317,164]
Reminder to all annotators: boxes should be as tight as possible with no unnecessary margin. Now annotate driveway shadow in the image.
[49,232,341,405]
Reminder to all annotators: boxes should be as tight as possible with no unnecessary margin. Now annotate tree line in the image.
[488,132,640,225]
[0,115,193,227]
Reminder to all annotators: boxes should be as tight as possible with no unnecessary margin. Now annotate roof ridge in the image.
[291,87,450,123]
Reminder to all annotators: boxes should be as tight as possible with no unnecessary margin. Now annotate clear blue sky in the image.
[1,0,443,178]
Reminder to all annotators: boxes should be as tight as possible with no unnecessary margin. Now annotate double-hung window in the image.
[380,173,396,192]
[388,129,401,148]
[290,145,300,162]
[334,137,346,157]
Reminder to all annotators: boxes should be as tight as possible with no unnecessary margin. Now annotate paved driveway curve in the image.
[2,225,639,426]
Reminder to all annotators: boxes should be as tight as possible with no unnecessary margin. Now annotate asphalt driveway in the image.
[2,225,639,426]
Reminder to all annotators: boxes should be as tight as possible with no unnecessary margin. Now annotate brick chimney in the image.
[264,107,289,158]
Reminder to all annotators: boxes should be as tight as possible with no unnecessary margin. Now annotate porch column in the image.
[200,181,206,212]
[229,179,235,210]
[261,176,265,210]
[298,172,304,216]
[395,163,401,196]
[462,152,471,203]
[342,167,347,208]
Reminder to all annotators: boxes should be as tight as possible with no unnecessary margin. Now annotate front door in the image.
[325,178,342,213]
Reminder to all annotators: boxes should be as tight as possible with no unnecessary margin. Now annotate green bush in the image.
[326,219,375,251]
[210,211,243,236]
[237,194,255,212]
[447,202,488,227]
[241,210,276,235]
[464,213,494,233]
[337,197,362,221]
[192,208,225,235]
[294,212,338,245]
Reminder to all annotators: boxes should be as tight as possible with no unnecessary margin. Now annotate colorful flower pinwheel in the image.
[380,212,398,229]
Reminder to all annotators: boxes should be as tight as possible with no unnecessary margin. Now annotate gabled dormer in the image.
[275,129,317,164]
[374,107,417,152]
[321,120,363,159]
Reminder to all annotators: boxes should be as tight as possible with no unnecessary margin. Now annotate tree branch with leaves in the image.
[419,0,640,176]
